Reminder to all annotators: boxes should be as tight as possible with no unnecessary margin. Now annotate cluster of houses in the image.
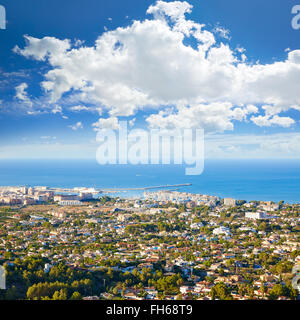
[0,192,299,300]
[0,185,97,206]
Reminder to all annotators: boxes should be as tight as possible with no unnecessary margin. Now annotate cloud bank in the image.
[14,0,300,132]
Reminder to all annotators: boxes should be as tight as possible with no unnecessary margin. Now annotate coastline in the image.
[0,159,300,203]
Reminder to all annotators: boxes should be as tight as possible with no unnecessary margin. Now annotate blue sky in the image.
[1,0,300,159]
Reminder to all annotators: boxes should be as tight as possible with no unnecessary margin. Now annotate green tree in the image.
[52,288,67,300]
[210,283,233,300]
[70,291,82,300]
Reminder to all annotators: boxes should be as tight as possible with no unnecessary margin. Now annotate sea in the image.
[0,159,300,203]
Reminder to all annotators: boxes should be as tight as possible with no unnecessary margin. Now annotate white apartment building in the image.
[58,200,83,206]
[54,194,78,202]
[245,212,266,220]
[213,226,231,236]
[224,198,236,207]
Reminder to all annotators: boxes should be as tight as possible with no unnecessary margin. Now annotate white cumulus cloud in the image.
[14,1,300,132]
[15,83,32,107]
[69,121,83,130]
[92,117,120,131]
[250,115,295,128]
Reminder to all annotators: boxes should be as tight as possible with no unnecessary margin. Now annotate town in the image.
[0,186,299,300]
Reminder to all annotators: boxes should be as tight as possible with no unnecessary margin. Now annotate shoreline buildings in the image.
[144,190,219,207]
